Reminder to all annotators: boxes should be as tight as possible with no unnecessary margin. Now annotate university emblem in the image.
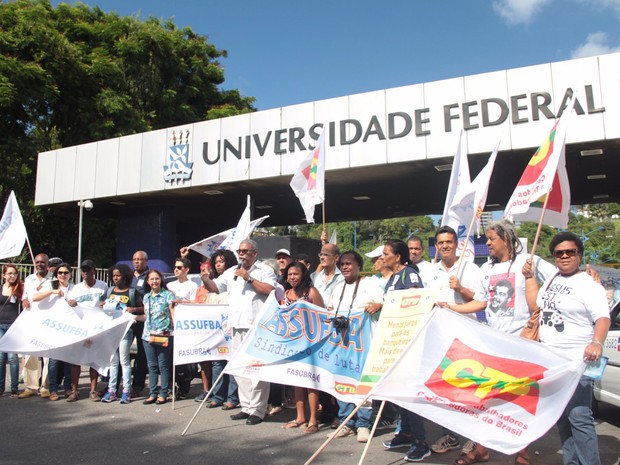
[164,130,193,183]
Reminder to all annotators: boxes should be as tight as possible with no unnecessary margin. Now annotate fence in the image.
[0,262,110,286]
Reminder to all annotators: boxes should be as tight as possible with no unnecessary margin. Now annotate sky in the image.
[50,0,620,111]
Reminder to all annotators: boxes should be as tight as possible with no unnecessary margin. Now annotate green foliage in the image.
[0,0,255,266]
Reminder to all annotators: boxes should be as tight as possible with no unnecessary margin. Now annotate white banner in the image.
[0,299,133,373]
[172,303,232,365]
[370,307,584,454]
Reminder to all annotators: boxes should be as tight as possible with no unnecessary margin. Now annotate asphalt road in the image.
[1,374,619,465]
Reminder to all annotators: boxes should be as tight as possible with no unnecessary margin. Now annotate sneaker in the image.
[120,391,131,404]
[89,391,101,402]
[39,388,50,398]
[10,389,18,398]
[404,441,431,462]
[431,433,460,454]
[175,390,188,401]
[18,389,36,399]
[357,427,371,443]
[194,391,208,402]
[460,440,475,455]
[101,390,117,403]
[326,426,355,439]
[383,433,415,450]
[268,405,283,416]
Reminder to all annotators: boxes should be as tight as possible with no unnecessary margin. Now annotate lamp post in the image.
[77,200,93,281]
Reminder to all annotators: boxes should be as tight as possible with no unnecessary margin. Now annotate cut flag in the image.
[503,95,575,228]
[449,141,500,237]
[441,131,475,260]
[187,195,268,258]
[0,191,28,260]
[290,129,326,223]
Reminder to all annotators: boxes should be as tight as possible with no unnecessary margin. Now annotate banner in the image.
[290,129,326,223]
[0,191,28,260]
[172,303,232,365]
[356,288,438,394]
[0,299,133,373]
[187,215,269,258]
[503,94,575,228]
[224,295,375,402]
[440,130,475,260]
[370,307,584,454]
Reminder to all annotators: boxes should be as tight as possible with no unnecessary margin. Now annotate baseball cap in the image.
[80,259,96,270]
[49,257,63,267]
[275,248,291,257]
[365,245,384,258]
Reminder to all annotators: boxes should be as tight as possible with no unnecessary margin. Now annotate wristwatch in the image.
[246,277,255,284]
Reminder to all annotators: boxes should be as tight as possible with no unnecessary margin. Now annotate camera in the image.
[51,278,60,290]
[330,315,350,332]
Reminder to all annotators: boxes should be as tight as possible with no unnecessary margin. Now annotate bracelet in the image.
[591,340,603,348]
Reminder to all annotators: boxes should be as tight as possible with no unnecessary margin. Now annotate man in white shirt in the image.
[408,235,435,288]
[66,259,108,402]
[167,257,198,301]
[202,239,276,425]
[18,253,52,399]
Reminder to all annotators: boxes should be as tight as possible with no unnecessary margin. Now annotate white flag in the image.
[290,129,326,223]
[449,141,500,236]
[440,131,474,260]
[504,95,576,228]
[0,191,28,260]
[370,308,583,454]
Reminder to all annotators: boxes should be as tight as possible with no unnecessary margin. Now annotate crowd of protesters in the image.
[0,220,611,465]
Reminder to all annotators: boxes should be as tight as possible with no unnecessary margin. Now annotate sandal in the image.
[221,402,238,410]
[155,397,167,405]
[514,448,530,465]
[206,401,223,408]
[282,420,307,429]
[303,424,319,434]
[143,397,157,405]
[454,443,490,465]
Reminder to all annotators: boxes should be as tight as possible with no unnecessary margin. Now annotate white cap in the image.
[275,248,291,257]
[365,245,384,258]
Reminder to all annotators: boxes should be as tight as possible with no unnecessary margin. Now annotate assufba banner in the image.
[224,295,375,402]
[370,307,584,454]
[172,303,232,365]
[0,299,133,373]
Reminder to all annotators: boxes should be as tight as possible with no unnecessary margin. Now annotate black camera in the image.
[330,315,350,331]
[51,278,60,290]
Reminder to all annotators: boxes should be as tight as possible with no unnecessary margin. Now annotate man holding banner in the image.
[202,239,276,425]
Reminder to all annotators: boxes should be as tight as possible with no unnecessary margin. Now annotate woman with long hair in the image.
[1,264,24,397]
[101,264,143,404]
[280,261,324,434]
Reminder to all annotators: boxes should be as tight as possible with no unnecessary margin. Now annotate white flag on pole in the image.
[0,191,28,260]
[290,129,326,223]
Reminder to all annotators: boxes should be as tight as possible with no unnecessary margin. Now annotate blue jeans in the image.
[142,339,171,398]
[108,329,133,393]
[0,324,19,392]
[337,399,373,429]
[48,359,72,393]
[211,360,238,405]
[557,376,601,465]
[399,406,426,440]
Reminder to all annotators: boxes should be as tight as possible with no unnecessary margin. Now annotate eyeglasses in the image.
[57,271,71,275]
[174,266,185,270]
[237,249,254,255]
[553,248,578,258]
[318,253,334,258]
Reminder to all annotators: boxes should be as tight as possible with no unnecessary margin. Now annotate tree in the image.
[0,0,255,265]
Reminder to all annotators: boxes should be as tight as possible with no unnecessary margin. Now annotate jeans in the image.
[0,324,19,392]
[211,360,238,405]
[337,399,373,429]
[48,359,72,393]
[557,376,601,465]
[399,406,426,440]
[142,339,171,398]
[108,329,133,393]
[131,322,148,390]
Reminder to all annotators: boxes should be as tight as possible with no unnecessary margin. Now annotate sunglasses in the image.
[57,271,71,275]
[236,249,254,255]
[174,266,186,270]
[553,248,578,258]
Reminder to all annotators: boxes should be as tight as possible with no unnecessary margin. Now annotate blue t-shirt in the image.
[384,265,424,293]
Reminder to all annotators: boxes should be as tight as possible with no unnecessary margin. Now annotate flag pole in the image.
[357,400,387,465]
[181,366,227,436]
[25,236,36,265]
[455,200,480,279]
[529,190,551,261]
